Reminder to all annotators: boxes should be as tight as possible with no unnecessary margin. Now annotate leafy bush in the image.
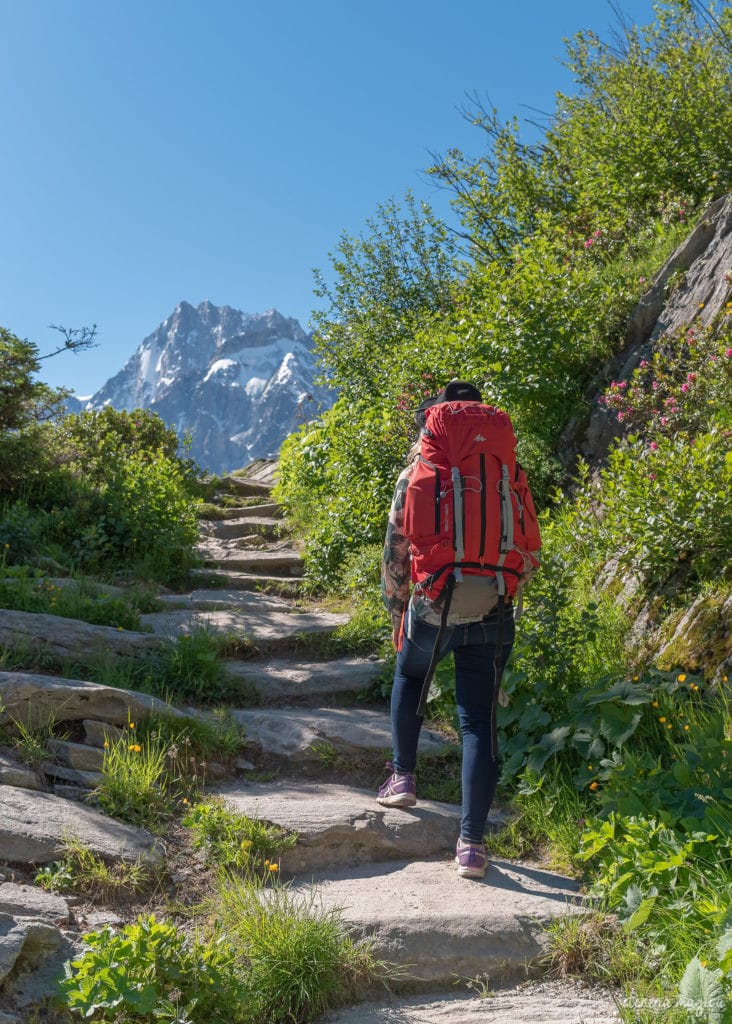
[59,915,245,1023]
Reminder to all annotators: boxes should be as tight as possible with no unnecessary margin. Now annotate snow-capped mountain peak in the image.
[83,301,331,472]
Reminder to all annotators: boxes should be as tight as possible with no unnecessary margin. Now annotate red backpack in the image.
[403,400,541,713]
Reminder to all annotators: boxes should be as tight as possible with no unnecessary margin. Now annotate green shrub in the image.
[59,914,245,1023]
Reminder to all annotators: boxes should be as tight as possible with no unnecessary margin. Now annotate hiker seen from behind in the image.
[378,380,541,879]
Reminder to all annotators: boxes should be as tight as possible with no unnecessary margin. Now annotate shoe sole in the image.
[376,794,417,808]
[455,857,487,879]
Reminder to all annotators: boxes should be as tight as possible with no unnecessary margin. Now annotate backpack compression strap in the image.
[416,573,455,717]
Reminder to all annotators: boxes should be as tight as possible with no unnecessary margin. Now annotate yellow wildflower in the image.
[129,722,135,729]
[677,673,687,683]
[103,740,109,749]
[588,765,593,771]
[633,675,639,681]
[268,863,279,872]
[659,716,667,723]
[652,701,659,708]
[684,725,690,731]
[667,724,673,730]
[589,781,599,791]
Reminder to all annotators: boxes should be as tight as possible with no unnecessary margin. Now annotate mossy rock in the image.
[655,590,732,679]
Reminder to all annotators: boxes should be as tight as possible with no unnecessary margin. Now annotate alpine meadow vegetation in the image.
[275,3,732,1020]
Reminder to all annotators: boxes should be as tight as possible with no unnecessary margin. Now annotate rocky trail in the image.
[0,464,622,1022]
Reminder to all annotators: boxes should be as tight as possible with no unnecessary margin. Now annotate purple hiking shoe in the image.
[376,764,416,808]
[455,837,488,879]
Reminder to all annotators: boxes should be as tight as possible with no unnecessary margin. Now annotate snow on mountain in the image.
[83,301,333,473]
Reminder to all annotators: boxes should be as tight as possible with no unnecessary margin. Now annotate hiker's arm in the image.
[381,471,411,644]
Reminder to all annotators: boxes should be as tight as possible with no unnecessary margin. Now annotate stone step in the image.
[322,982,622,1023]
[196,539,304,575]
[140,606,349,647]
[298,858,582,988]
[189,568,304,596]
[217,781,503,875]
[201,516,282,541]
[235,459,278,487]
[230,706,449,761]
[220,475,273,497]
[158,589,292,612]
[223,655,385,703]
[217,503,282,520]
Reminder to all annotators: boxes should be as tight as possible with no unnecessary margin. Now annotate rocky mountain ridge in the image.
[75,301,334,473]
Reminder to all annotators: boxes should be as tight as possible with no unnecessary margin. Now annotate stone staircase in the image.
[0,463,612,1022]
[182,469,595,1013]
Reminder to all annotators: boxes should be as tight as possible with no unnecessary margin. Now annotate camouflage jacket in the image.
[381,462,444,628]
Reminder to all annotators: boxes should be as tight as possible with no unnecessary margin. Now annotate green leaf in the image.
[678,958,727,1024]
[623,895,657,933]
[597,704,642,746]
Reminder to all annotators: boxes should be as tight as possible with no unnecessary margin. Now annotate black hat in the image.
[414,380,482,426]
[442,380,482,402]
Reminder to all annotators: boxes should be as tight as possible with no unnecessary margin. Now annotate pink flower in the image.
[640,360,649,368]
[660,417,668,426]
[681,383,689,392]
[687,372,695,382]
[652,381,659,390]
[649,473,656,481]
[618,381,627,389]
[725,348,732,358]
[650,442,659,451]
[639,277,646,284]
[617,412,624,423]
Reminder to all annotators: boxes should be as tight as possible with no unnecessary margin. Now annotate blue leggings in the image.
[390,605,515,843]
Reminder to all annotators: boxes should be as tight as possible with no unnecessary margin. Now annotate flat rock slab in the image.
[323,981,621,1023]
[189,568,303,594]
[218,503,282,519]
[224,656,385,702]
[0,883,69,924]
[0,609,167,661]
[140,607,349,645]
[202,516,281,540]
[217,781,503,874]
[0,785,161,866]
[300,858,582,986]
[0,670,186,729]
[196,539,304,575]
[220,475,273,496]
[158,589,291,611]
[230,707,449,760]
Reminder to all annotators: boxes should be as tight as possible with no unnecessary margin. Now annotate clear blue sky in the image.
[0,0,656,396]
